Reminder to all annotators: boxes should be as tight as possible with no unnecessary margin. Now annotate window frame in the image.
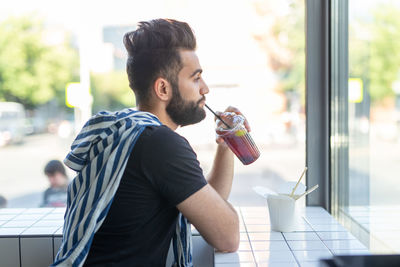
[306,0,371,246]
[305,0,331,210]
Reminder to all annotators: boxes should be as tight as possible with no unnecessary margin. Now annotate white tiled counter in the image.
[0,208,64,267]
[0,207,214,267]
[0,206,370,267]
[215,206,370,267]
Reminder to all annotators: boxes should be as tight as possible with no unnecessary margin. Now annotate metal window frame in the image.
[305,0,331,210]
[330,0,350,217]
[306,0,356,216]
[329,0,371,247]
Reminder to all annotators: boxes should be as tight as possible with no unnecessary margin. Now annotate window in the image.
[331,0,400,253]
[0,0,306,208]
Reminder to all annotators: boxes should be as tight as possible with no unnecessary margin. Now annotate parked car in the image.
[0,102,26,146]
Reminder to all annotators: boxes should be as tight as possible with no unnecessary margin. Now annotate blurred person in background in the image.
[53,19,243,267]
[0,195,7,208]
[41,159,68,207]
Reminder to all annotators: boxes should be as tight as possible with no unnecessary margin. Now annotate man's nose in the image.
[200,79,209,95]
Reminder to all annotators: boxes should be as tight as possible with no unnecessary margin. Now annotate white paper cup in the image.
[267,194,300,232]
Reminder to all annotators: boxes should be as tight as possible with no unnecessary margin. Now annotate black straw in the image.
[204,104,232,129]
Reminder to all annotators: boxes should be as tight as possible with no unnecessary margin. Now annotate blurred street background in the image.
[1,0,400,213]
[0,0,307,208]
[0,132,305,207]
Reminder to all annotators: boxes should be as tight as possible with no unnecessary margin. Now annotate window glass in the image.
[0,0,305,208]
[346,0,400,252]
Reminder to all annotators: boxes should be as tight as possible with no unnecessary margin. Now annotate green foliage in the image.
[90,71,135,112]
[271,2,305,94]
[254,2,400,105]
[349,4,400,104]
[252,0,305,101]
[0,16,79,108]
[368,5,400,102]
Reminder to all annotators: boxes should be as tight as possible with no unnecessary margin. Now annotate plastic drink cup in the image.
[267,194,300,232]
[216,112,260,165]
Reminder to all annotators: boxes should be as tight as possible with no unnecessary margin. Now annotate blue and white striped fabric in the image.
[52,108,193,267]
[172,214,193,267]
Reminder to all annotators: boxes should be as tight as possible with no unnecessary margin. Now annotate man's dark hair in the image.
[123,19,196,105]
[44,160,66,177]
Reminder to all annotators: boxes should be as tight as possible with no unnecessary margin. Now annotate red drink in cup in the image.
[216,113,260,165]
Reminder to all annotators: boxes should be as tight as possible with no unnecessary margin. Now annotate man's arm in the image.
[206,144,234,200]
[179,144,239,252]
[179,106,252,251]
[206,106,250,200]
[177,184,239,252]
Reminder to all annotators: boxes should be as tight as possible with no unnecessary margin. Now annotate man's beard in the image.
[166,84,206,127]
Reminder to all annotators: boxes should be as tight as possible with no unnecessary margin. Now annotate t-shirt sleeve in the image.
[140,126,208,206]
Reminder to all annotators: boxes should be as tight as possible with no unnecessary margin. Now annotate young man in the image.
[42,159,68,207]
[54,19,244,267]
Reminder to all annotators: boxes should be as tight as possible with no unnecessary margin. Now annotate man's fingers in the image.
[214,111,223,122]
[214,106,252,132]
[224,106,241,114]
[224,106,251,132]
[216,137,225,144]
[243,121,251,132]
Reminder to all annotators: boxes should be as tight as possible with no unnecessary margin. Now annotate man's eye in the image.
[194,77,201,81]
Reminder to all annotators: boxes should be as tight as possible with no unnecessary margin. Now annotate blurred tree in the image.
[91,71,135,112]
[0,16,79,109]
[349,3,400,104]
[369,5,400,103]
[254,1,400,105]
[252,0,305,97]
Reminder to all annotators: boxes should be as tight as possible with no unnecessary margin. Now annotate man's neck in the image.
[137,105,179,131]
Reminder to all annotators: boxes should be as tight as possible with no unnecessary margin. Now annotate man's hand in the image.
[214,106,251,145]
[206,106,253,200]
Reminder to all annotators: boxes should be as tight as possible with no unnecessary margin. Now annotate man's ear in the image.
[153,77,172,102]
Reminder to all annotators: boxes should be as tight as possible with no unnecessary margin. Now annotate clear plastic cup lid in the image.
[216,112,245,132]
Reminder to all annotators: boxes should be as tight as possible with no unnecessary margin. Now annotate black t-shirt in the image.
[84,125,207,267]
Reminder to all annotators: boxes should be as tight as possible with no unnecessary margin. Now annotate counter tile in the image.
[215,251,255,263]
[317,231,356,240]
[253,250,296,263]
[2,220,36,228]
[245,224,271,233]
[250,241,290,251]
[287,240,329,251]
[248,232,284,241]
[323,240,367,250]
[283,232,319,241]
[0,237,20,266]
[0,227,26,236]
[292,249,332,262]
